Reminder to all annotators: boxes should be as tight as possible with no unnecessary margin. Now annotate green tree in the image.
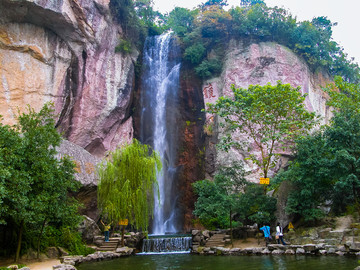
[167,7,198,37]
[276,110,360,221]
[275,132,333,221]
[97,139,161,241]
[206,82,319,178]
[201,0,228,8]
[0,104,79,261]
[193,164,276,229]
[235,184,277,225]
[193,164,246,229]
[274,79,360,221]
[324,76,360,113]
[240,0,265,7]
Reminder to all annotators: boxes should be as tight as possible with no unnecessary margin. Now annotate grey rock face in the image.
[77,215,101,244]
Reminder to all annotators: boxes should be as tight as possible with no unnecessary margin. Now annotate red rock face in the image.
[0,0,136,157]
[177,66,206,232]
[202,40,333,182]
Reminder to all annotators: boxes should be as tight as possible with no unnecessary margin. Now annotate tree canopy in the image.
[193,163,277,229]
[193,164,247,229]
[97,139,161,232]
[206,82,319,178]
[273,78,360,221]
[109,1,360,82]
[0,103,80,261]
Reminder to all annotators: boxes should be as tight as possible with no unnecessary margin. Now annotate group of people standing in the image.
[260,222,287,246]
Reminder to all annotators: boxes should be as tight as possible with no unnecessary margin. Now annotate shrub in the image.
[115,39,133,54]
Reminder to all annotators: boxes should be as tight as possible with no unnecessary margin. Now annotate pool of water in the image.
[77,254,359,270]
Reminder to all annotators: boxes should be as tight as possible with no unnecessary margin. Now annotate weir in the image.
[141,236,192,254]
[139,32,182,235]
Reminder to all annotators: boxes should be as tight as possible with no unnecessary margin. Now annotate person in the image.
[260,224,271,246]
[276,222,287,245]
[101,220,111,242]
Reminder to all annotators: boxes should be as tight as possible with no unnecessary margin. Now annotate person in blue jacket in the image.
[260,224,271,246]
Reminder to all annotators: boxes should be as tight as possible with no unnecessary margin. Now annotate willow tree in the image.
[97,139,161,241]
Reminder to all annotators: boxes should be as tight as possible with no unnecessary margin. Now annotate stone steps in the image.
[205,233,226,247]
[97,238,119,252]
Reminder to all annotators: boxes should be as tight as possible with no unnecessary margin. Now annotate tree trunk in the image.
[121,226,125,247]
[230,208,233,248]
[37,219,46,259]
[15,220,24,262]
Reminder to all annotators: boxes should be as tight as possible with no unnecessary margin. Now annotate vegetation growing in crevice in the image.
[110,0,166,52]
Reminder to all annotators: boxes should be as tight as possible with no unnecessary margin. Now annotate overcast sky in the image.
[152,0,360,65]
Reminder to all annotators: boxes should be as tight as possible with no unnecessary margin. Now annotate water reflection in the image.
[77,254,358,270]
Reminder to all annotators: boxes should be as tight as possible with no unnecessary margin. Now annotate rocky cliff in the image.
[0,0,136,157]
[202,40,332,181]
[0,1,334,231]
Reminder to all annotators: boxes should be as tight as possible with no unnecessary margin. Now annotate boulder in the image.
[58,247,69,256]
[77,215,101,244]
[46,247,60,258]
[53,265,77,270]
[115,247,134,255]
[272,249,285,255]
[296,248,305,254]
[303,244,316,252]
[202,230,210,239]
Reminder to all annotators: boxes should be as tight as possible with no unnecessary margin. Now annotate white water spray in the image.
[140,33,181,235]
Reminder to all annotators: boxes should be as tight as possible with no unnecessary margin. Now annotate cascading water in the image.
[141,236,192,254]
[140,33,182,235]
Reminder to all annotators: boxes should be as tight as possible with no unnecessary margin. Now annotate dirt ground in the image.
[0,259,60,270]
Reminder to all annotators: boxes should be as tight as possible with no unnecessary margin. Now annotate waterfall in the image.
[141,236,192,254]
[140,33,181,235]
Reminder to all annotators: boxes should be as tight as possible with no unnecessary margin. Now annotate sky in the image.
[152,0,360,65]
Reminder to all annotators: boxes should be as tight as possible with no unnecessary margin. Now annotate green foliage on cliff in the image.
[109,1,359,81]
[97,139,161,232]
[274,79,360,221]
[206,81,319,178]
[110,0,166,50]
[164,2,360,82]
[0,104,82,260]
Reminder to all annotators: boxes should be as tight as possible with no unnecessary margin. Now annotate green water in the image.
[77,254,359,270]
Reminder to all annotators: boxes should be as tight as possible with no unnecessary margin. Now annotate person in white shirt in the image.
[276,222,287,245]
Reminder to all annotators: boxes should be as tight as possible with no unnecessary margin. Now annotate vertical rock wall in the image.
[177,65,206,232]
[202,40,332,181]
[0,0,137,157]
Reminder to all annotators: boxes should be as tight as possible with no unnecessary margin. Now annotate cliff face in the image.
[0,1,334,230]
[0,0,136,157]
[202,40,332,181]
[177,65,206,232]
